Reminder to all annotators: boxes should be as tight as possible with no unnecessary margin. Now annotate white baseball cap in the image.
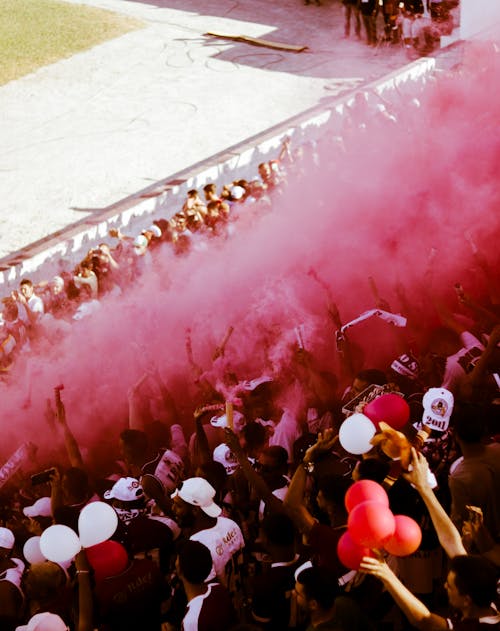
[16,612,68,631]
[422,388,454,432]
[171,477,221,518]
[0,527,15,549]
[23,497,52,518]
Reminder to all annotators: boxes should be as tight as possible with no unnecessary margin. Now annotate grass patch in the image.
[0,0,143,85]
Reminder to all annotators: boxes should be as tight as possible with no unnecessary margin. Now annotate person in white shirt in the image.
[171,477,244,584]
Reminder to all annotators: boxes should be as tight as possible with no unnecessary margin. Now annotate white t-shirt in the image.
[190,516,244,582]
[28,294,44,316]
[269,408,302,463]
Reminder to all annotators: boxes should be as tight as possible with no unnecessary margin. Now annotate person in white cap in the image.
[171,477,244,584]
[0,526,25,629]
[15,611,68,631]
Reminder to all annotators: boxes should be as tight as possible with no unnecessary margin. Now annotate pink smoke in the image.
[1,39,500,468]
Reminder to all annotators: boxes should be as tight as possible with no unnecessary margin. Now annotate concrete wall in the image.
[0,58,435,293]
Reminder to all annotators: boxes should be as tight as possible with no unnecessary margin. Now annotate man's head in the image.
[258,162,272,181]
[352,457,391,483]
[295,566,339,614]
[2,298,18,322]
[260,512,295,551]
[316,474,352,519]
[50,276,65,295]
[24,561,67,602]
[446,555,498,612]
[350,368,387,399]
[203,183,217,200]
[176,540,213,585]
[239,421,268,459]
[257,445,288,486]
[452,404,486,445]
[19,279,34,300]
[170,477,222,527]
[104,477,146,524]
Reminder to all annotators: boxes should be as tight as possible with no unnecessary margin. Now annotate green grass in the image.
[0,0,143,85]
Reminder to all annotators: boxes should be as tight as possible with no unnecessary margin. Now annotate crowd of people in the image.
[0,55,499,631]
[338,0,459,53]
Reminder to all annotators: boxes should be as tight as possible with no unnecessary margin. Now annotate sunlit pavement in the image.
[0,0,440,258]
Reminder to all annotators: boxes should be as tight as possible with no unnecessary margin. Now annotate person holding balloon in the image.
[359,553,499,630]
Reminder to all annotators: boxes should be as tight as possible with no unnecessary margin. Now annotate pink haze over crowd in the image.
[2,39,500,464]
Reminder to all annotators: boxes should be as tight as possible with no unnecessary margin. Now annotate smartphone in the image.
[31,468,56,486]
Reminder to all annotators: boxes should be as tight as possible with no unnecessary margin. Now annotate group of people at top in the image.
[341,0,457,51]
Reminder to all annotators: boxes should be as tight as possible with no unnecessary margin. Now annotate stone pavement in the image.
[0,0,424,259]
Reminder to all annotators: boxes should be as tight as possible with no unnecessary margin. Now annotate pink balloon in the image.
[384,515,422,556]
[348,500,396,548]
[364,393,410,430]
[86,540,128,581]
[344,479,389,513]
[337,531,373,570]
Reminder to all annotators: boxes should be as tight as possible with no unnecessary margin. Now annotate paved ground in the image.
[0,0,421,259]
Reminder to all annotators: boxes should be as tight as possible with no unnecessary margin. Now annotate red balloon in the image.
[344,479,389,513]
[384,515,422,556]
[337,531,373,570]
[86,540,128,581]
[364,394,410,430]
[348,500,396,548]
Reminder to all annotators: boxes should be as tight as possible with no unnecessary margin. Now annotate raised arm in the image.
[465,323,500,390]
[403,448,466,559]
[75,549,93,631]
[359,556,447,631]
[224,428,284,515]
[54,386,84,470]
[284,429,339,534]
[127,373,150,431]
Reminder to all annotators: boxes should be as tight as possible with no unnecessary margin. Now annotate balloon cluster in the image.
[23,501,128,581]
[338,393,410,455]
[337,480,421,570]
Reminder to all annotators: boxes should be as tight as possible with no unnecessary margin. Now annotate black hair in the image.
[356,457,391,483]
[296,566,339,610]
[177,540,213,584]
[241,422,267,452]
[20,279,33,288]
[317,473,352,507]
[261,445,288,471]
[261,512,295,547]
[452,404,486,444]
[355,369,387,386]
[449,555,499,608]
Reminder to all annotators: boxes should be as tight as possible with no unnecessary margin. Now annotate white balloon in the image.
[23,536,46,565]
[78,501,118,548]
[40,525,81,563]
[339,413,376,455]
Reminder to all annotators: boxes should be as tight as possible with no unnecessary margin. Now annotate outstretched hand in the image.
[359,556,394,585]
[224,427,244,458]
[304,428,338,464]
[402,447,430,491]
